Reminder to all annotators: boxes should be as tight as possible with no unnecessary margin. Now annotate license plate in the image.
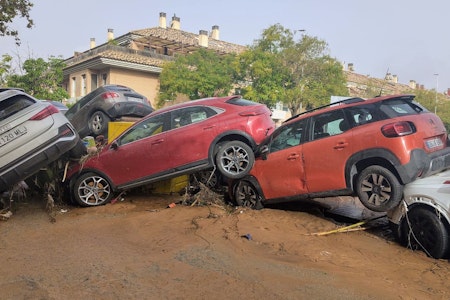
[127,96,142,102]
[0,125,27,147]
[425,137,443,149]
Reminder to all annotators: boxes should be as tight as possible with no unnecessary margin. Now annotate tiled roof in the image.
[344,70,413,97]
[130,27,247,55]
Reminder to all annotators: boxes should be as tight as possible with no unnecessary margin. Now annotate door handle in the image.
[151,139,164,145]
[287,153,300,160]
[334,141,349,149]
[203,125,216,130]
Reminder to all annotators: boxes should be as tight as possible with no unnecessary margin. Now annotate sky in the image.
[1,0,448,91]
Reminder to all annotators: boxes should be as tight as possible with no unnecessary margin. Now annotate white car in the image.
[388,169,450,259]
[0,89,83,193]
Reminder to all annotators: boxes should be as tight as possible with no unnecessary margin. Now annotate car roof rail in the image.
[283,97,365,123]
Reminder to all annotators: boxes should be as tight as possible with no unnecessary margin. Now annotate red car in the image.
[66,95,274,206]
[232,94,450,212]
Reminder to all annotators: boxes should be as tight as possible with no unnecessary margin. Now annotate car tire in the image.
[73,172,113,207]
[356,165,403,212]
[89,111,110,136]
[215,141,254,179]
[192,169,223,193]
[399,207,449,259]
[234,180,263,210]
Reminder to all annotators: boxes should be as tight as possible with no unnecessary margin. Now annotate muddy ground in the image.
[1,189,450,300]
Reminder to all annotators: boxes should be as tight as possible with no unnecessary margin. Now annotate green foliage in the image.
[0,54,13,85]
[6,56,69,100]
[235,24,348,115]
[0,0,34,45]
[414,89,450,131]
[157,48,236,107]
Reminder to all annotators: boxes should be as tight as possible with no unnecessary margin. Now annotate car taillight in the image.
[444,180,450,185]
[381,121,414,137]
[30,105,59,120]
[101,92,120,100]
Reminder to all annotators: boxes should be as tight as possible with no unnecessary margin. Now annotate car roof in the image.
[284,94,416,124]
[152,95,243,115]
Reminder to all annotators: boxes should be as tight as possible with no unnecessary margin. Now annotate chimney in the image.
[170,15,180,29]
[159,12,167,28]
[90,38,96,49]
[409,80,416,89]
[348,63,354,72]
[211,25,220,40]
[107,28,114,41]
[392,75,398,83]
[199,30,208,47]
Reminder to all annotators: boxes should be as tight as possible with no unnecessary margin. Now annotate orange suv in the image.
[232,94,450,212]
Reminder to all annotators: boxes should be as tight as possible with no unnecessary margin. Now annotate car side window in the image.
[171,106,216,129]
[345,105,375,127]
[119,114,168,145]
[311,109,346,140]
[269,119,305,152]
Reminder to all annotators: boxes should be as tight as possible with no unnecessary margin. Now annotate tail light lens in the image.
[30,105,59,120]
[101,92,120,100]
[381,121,414,137]
[239,108,267,116]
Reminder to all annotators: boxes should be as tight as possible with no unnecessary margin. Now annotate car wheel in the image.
[215,141,254,179]
[89,111,110,136]
[73,172,113,207]
[234,180,263,210]
[399,208,449,259]
[192,169,223,192]
[356,165,403,212]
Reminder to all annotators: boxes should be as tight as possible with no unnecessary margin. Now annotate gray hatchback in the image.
[66,85,154,138]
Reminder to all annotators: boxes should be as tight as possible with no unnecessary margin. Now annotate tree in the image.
[235,24,348,115]
[0,54,12,85]
[157,48,236,107]
[0,0,34,45]
[6,56,69,100]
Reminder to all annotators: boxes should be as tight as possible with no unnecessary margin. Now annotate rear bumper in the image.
[108,103,153,119]
[398,147,450,184]
[0,124,79,192]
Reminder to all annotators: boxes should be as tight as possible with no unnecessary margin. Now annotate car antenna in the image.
[378,67,389,97]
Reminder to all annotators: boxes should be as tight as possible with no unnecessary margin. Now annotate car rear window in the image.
[379,99,427,118]
[226,98,259,106]
[0,95,35,121]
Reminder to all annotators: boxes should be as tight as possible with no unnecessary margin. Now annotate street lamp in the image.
[434,73,439,114]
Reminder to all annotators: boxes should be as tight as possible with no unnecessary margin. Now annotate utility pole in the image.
[434,73,439,114]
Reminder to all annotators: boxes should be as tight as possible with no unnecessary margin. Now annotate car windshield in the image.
[379,99,427,118]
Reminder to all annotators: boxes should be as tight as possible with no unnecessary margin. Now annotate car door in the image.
[251,119,307,200]
[163,106,220,171]
[302,109,353,192]
[94,113,171,187]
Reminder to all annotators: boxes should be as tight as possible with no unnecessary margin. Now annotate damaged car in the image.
[65,84,154,138]
[232,94,450,212]
[388,168,450,259]
[65,95,275,206]
[0,89,83,193]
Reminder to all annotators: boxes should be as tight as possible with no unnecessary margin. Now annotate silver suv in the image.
[0,89,81,192]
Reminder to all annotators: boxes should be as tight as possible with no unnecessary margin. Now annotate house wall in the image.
[108,68,160,107]
[65,68,160,107]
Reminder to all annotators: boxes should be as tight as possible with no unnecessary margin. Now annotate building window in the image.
[71,77,76,98]
[102,73,107,85]
[91,74,98,91]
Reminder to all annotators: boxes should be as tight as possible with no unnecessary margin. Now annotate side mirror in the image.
[260,145,269,160]
[111,141,119,150]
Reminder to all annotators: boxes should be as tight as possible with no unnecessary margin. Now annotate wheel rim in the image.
[92,114,103,133]
[218,145,250,176]
[360,173,391,207]
[236,182,258,208]
[196,170,218,188]
[77,175,111,206]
